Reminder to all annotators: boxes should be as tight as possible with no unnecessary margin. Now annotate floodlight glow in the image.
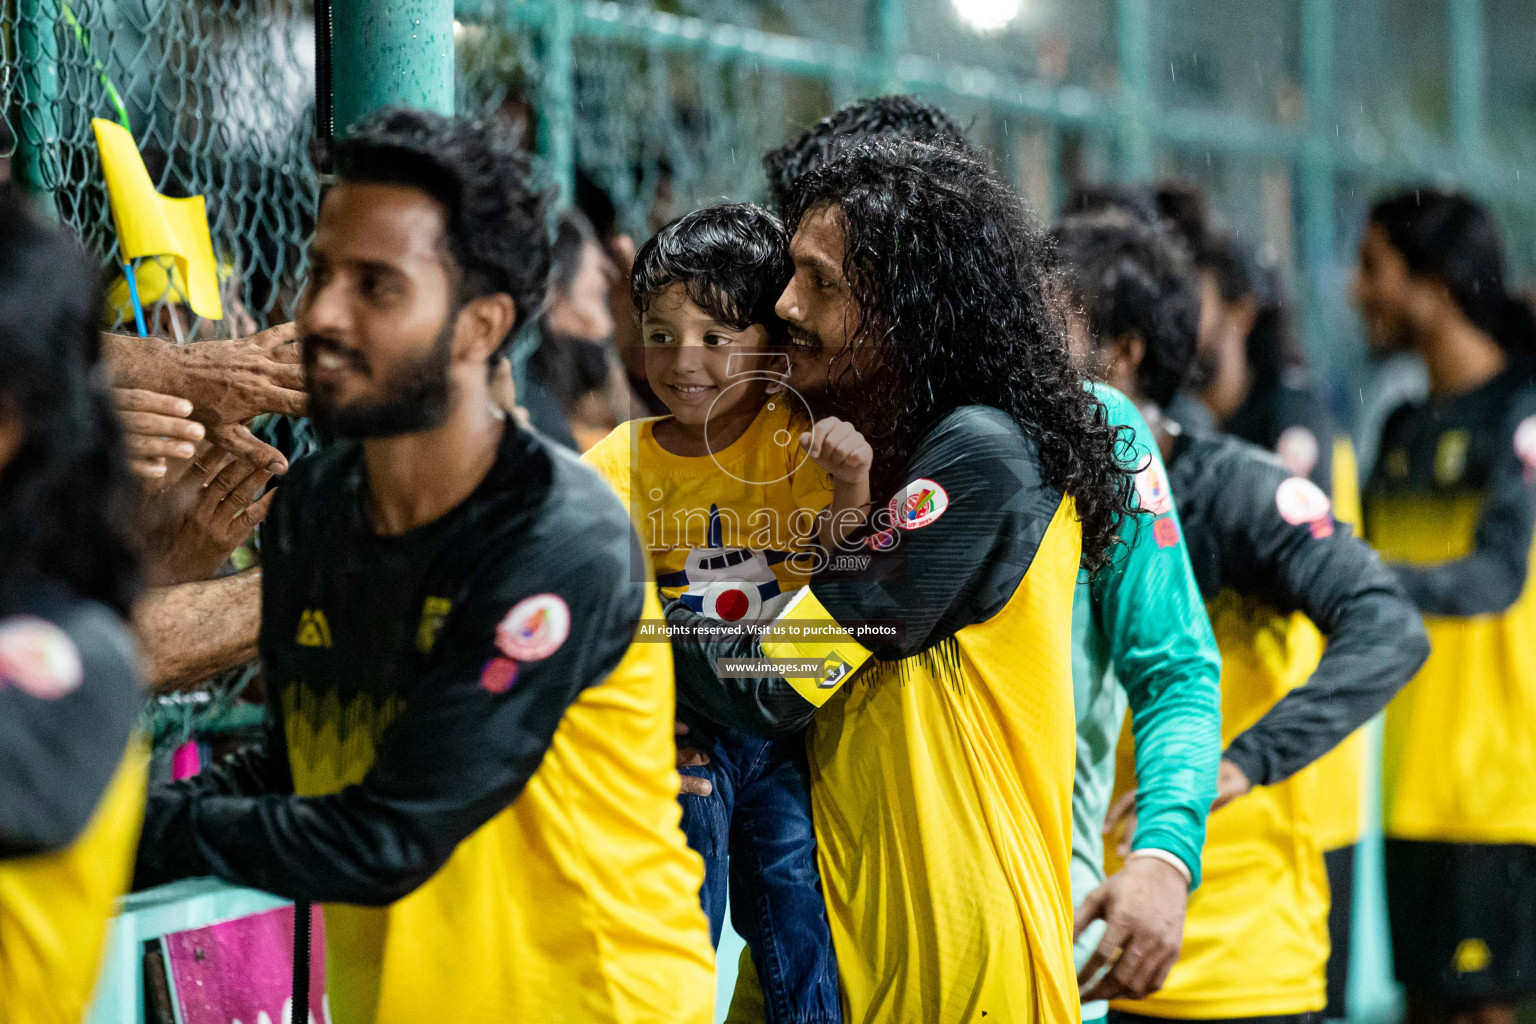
[953,0,1021,32]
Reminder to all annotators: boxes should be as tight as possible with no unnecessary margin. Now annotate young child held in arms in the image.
[584,203,871,1024]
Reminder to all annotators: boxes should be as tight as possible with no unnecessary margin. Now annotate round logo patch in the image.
[1134,458,1173,516]
[1276,426,1321,479]
[1275,476,1332,526]
[887,478,949,531]
[1514,416,1536,474]
[0,616,83,700]
[495,594,571,662]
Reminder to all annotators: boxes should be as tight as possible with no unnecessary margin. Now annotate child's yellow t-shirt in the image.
[582,399,833,620]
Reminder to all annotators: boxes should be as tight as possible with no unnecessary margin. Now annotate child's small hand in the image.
[800,417,873,485]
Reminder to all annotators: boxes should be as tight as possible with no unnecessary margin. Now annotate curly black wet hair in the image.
[0,191,141,618]
[1054,208,1202,410]
[782,139,1136,571]
[631,203,792,345]
[333,107,553,358]
[1371,187,1536,360]
[763,95,973,212]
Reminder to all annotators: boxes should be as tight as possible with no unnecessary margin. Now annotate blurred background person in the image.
[1359,188,1536,1024]
[576,169,669,417]
[0,186,148,1024]
[521,209,639,450]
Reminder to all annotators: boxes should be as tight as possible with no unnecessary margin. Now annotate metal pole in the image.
[536,0,576,202]
[16,0,60,216]
[330,0,454,133]
[867,0,907,94]
[1115,0,1153,180]
[1298,0,1336,376]
[1448,0,1485,168]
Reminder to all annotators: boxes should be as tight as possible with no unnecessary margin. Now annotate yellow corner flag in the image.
[92,118,222,321]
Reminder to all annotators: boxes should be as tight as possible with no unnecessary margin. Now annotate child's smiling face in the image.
[642,283,774,429]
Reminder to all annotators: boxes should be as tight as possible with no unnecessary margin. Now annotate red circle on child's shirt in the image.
[715,589,751,621]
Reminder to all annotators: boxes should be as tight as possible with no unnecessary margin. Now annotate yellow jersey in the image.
[668,406,1084,1022]
[1112,429,1424,1018]
[582,399,832,617]
[1365,371,1536,844]
[137,426,714,1024]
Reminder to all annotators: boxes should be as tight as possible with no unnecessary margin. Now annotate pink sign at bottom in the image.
[163,903,329,1024]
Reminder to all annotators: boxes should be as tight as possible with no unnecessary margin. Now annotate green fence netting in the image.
[3,0,318,335]
[5,0,1536,745]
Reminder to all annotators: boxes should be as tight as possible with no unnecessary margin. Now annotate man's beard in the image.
[305,316,456,440]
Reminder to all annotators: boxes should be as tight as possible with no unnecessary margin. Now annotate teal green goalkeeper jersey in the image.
[1072,385,1222,992]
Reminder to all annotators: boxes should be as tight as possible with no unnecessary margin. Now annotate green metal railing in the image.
[452,0,1529,398]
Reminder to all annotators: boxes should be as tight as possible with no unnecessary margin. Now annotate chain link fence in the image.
[3,0,317,334]
[5,0,1535,747]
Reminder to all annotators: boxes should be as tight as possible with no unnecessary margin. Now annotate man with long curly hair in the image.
[666,139,1136,1021]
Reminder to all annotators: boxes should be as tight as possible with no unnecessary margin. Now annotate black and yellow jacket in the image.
[669,405,1083,1024]
[136,425,714,1024]
[1365,368,1536,844]
[1112,429,1427,1019]
[0,574,145,1024]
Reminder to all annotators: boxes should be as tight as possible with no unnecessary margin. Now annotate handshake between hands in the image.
[109,323,306,586]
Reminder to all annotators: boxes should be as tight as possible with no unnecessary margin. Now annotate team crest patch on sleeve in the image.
[1276,476,1334,537]
[0,616,83,699]
[1514,416,1536,479]
[887,478,949,530]
[479,657,520,694]
[496,594,571,661]
[1153,517,1181,548]
[1134,459,1173,516]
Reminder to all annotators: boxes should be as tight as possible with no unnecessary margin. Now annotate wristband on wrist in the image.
[1126,847,1194,886]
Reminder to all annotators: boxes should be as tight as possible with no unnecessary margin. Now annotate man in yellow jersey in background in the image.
[1358,189,1536,1024]
[133,109,714,1024]
[1052,208,1428,1024]
[1155,199,1372,1020]
[665,139,1139,1021]
[0,187,149,1024]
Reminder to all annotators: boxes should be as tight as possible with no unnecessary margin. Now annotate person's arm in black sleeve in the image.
[133,705,294,889]
[1216,462,1429,787]
[665,598,818,736]
[667,406,1064,736]
[1388,394,1536,616]
[0,602,142,857]
[134,552,643,905]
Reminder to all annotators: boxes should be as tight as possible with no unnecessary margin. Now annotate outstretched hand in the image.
[113,388,206,484]
[152,452,276,585]
[1075,854,1189,1001]
[172,321,305,424]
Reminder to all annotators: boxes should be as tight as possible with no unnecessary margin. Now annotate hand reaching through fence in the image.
[112,387,205,483]
[148,450,276,587]
[101,322,305,473]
